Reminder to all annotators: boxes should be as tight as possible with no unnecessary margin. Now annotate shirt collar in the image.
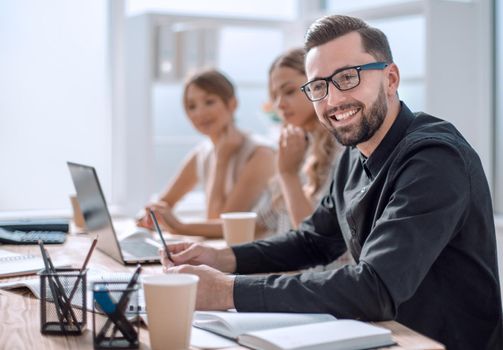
[361,102,414,179]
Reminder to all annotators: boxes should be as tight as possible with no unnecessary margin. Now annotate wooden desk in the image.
[0,232,445,350]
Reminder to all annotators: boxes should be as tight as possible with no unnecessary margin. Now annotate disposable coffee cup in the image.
[143,274,199,350]
[220,212,257,246]
[69,195,86,228]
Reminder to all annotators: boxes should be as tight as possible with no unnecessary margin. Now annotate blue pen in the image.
[95,265,141,343]
[95,285,137,343]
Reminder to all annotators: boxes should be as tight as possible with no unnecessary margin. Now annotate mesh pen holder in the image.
[92,281,140,349]
[39,268,87,335]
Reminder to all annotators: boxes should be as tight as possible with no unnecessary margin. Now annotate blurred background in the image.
[0,0,501,226]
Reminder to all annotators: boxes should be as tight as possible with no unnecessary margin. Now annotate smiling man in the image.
[162,15,503,350]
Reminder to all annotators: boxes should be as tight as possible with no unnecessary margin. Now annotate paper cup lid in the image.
[220,212,257,219]
[143,273,199,286]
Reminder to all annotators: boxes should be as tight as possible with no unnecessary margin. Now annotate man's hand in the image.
[166,264,235,310]
[160,242,237,273]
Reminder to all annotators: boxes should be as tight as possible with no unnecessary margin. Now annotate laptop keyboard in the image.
[120,240,159,257]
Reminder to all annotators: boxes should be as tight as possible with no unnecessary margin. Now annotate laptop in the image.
[67,162,162,264]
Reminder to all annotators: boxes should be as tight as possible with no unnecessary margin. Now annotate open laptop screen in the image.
[68,164,111,231]
[67,162,123,261]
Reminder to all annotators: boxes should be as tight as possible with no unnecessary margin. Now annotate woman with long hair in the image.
[257,48,352,267]
[254,48,339,235]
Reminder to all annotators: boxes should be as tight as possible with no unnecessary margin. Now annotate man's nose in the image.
[326,82,346,106]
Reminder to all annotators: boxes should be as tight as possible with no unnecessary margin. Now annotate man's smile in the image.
[327,107,361,123]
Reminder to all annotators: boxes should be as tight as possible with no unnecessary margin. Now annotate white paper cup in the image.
[220,212,257,246]
[143,274,199,350]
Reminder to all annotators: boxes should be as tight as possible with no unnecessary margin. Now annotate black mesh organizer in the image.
[92,281,141,349]
[39,268,87,335]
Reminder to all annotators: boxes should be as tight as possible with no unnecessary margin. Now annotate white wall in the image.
[0,0,111,215]
[425,0,493,188]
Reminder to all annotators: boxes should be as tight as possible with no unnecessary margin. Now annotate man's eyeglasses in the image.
[300,62,389,102]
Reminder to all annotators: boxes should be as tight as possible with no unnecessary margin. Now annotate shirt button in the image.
[360,186,366,193]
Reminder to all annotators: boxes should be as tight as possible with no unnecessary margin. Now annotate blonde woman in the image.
[137,69,275,237]
[259,48,352,267]
[271,48,338,227]
[255,48,339,233]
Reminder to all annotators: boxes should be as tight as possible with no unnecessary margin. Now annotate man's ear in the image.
[386,63,400,98]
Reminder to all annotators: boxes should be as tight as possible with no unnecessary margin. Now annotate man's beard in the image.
[323,86,388,147]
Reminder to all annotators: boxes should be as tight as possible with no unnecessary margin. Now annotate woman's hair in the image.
[182,68,236,110]
[269,48,338,201]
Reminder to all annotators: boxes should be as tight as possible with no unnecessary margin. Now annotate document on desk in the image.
[0,248,70,278]
[0,269,146,317]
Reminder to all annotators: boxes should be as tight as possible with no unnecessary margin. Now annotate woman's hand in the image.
[215,124,245,161]
[136,203,159,229]
[278,124,308,175]
[141,202,184,234]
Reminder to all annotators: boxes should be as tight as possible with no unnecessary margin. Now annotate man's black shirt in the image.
[232,103,503,349]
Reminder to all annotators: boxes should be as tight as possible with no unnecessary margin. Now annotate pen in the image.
[60,237,98,324]
[46,251,81,329]
[148,208,174,263]
[68,237,97,300]
[38,241,68,329]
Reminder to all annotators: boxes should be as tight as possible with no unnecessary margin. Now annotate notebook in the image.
[193,311,395,350]
[0,248,70,278]
[0,269,146,317]
[67,162,165,265]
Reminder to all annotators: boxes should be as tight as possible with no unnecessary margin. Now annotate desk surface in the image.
[0,225,445,350]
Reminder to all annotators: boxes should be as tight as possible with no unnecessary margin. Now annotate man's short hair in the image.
[304,15,393,63]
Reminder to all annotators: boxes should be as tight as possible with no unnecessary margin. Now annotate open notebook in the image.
[193,311,395,350]
[0,269,146,319]
[0,248,70,278]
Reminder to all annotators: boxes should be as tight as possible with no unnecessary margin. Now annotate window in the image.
[0,0,111,214]
[325,0,416,12]
[126,0,297,20]
[151,24,284,193]
[369,15,425,112]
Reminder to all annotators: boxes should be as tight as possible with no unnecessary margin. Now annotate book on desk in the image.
[0,248,71,278]
[193,311,395,350]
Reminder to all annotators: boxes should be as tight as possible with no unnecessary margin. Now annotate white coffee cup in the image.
[220,212,257,246]
[143,274,199,350]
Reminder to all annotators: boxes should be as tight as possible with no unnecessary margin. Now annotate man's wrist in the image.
[216,247,237,273]
[224,275,236,310]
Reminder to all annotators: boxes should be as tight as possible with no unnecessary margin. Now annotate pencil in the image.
[148,208,174,263]
[68,237,98,300]
[38,241,70,329]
